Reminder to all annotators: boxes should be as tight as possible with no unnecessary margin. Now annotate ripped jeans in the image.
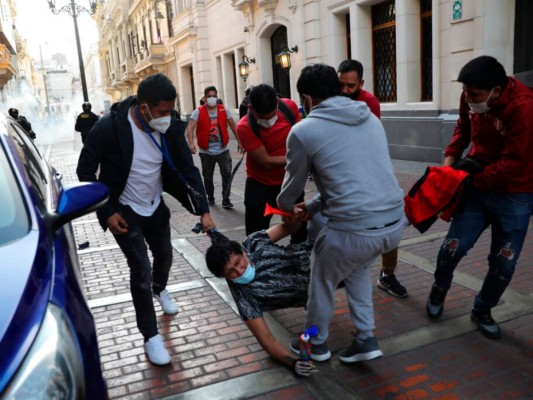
[434,188,533,312]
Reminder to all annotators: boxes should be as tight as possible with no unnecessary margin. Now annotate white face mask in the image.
[206,97,217,107]
[257,113,278,129]
[145,106,171,132]
[468,89,493,114]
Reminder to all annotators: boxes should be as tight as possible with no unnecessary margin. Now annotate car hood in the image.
[0,229,52,393]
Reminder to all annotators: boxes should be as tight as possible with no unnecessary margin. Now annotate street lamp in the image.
[239,55,255,82]
[47,0,97,102]
[278,45,298,70]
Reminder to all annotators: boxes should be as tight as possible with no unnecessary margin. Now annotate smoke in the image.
[2,78,82,146]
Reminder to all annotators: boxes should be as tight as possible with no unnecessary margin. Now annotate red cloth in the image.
[237,98,300,186]
[404,166,470,233]
[357,89,381,119]
[446,77,533,193]
[196,104,229,150]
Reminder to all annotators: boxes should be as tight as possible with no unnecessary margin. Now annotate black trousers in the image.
[244,177,307,243]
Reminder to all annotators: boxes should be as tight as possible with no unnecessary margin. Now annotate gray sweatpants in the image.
[306,217,404,344]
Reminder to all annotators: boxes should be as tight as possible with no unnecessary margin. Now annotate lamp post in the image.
[47,0,97,102]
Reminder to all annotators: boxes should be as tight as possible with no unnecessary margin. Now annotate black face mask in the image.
[342,89,361,101]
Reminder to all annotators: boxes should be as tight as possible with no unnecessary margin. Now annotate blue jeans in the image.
[113,202,173,340]
[199,150,232,201]
[434,188,533,312]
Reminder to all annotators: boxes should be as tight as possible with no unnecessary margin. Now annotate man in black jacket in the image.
[75,102,99,143]
[77,73,215,365]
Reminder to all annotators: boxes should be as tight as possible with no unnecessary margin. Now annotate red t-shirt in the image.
[237,99,300,185]
[357,89,381,118]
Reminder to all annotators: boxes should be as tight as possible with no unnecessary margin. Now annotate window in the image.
[372,0,397,102]
[420,0,432,101]
[9,124,48,208]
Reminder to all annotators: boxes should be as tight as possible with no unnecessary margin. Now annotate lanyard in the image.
[133,106,202,201]
[134,106,176,170]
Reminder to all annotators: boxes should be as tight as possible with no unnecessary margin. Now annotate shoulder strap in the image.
[247,99,296,139]
[277,99,296,126]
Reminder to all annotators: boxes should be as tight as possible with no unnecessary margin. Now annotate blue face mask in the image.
[231,263,256,284]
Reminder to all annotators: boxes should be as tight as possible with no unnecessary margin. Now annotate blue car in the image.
[0,115,108,399]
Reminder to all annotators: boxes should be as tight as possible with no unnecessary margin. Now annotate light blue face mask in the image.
[232,263,256,284]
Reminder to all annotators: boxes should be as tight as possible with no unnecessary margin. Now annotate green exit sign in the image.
[453,0,462,20]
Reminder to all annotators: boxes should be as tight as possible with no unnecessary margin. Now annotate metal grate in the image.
[421,1,432,101]
[372,0,396,102]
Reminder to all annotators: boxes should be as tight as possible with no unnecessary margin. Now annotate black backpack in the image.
[247,99,296,138]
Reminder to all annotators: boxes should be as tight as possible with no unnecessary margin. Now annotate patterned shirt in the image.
[228,231,312,321]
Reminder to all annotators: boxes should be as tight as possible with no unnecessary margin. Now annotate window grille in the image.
[421,0,433,101]
[372,0,396,102]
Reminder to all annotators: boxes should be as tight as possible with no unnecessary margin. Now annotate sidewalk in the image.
[45,136,532,400]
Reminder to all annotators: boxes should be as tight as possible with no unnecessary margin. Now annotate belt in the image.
[367,219,400,230]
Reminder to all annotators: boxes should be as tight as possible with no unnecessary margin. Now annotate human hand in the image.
[237,144,245,154]
[443,156,456,167]
[293,360,316,377]
[106,212,128,235]
[200,213,216,232]
[189,143,197,154]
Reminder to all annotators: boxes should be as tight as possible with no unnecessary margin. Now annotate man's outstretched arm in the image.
[246,318,314,376]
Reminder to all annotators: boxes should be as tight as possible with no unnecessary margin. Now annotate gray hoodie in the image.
[277,96,404,231]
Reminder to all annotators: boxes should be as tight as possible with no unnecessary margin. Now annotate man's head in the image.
[8,108,19,119]
[204,86,218,108]
[297,63,341,112]
[82,102,92,112]
[137,73,177,128]
[249,84,278,116]
[205,238,252,281]
[338,59,364,99]
[457,56,508,112]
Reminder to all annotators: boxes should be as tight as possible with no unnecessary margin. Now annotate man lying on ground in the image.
[205,218,320,376]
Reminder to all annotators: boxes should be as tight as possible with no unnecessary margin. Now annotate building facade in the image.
[96,0,533,162]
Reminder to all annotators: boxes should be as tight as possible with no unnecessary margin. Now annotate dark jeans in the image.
[113,201,173,340]
[434,188,533,312]
[199,150,232,201]
[244,177,307,243]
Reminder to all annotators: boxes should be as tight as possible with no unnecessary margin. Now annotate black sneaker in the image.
[289,337,331,362]
[208,197,215,206]
[426,283,447,319]
[471,309,501,339]
[339,336,383,363]
[377,272,408,298]
[222,199,234,208]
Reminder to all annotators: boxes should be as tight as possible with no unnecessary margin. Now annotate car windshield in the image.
[0,143,30,245]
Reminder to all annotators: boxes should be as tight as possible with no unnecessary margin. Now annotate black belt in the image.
[367,219,400,230]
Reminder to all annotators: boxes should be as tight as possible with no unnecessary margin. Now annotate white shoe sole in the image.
[339,349,383,363]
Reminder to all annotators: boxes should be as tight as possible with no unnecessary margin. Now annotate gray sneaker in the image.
[339,336,383,363]
[289,337,331,362]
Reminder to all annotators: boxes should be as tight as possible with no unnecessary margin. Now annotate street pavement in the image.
[42,134,532,400]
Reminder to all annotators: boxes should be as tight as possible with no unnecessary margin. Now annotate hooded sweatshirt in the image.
[277,96,404,231]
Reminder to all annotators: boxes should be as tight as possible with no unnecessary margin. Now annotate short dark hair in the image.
[457,56,508,90]
[137,73,177,106]
[204,86,217,97]
[297,64,341,100]
[249,84,278,114]
[338,59,364,80]
[205,239,243,278]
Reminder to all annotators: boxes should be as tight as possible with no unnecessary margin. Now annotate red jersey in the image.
[237,98,300,185]
[446,77,533,192]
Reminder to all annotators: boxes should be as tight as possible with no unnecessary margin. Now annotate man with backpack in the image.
[237,84,306,243]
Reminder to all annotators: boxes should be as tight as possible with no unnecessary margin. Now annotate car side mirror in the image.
[48,182,108,231]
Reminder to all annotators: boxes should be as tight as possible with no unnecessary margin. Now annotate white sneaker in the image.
[144,334,171,365]
[153,289,179,314]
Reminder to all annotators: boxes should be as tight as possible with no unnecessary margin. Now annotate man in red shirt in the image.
[426,56,533,339]
[237,84,306,243]
[338,59,407,299]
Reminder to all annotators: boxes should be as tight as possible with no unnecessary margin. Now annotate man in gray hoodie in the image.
[277,63,404,363]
